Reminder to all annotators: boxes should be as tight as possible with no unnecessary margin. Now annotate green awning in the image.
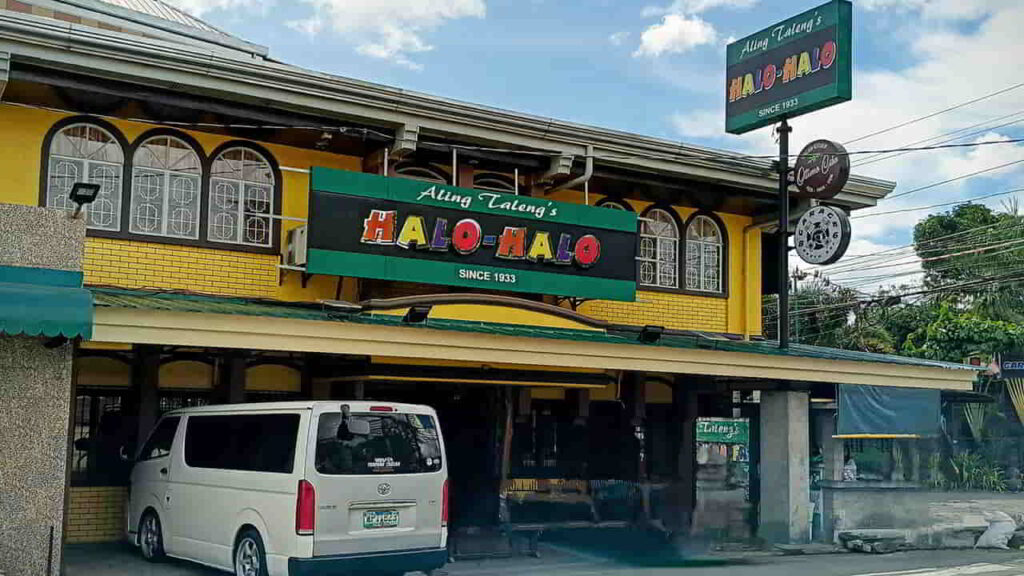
[0,265,93,339]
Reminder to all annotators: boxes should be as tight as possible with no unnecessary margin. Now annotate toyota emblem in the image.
[377,483,392,497]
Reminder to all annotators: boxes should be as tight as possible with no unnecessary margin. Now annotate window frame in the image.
[595,197,634,212]
[40,116,129,233]
[472,172,517,193]
[136,416,180,462]
[393,161,450,184]
[206,142,282,251]
[128,130,205,241]
[39,122,282,255]
[637,206,682,291]
[681,211,729,299]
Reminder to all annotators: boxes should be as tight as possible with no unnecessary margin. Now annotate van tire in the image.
[234,528,269,576]
[138,510,165,562]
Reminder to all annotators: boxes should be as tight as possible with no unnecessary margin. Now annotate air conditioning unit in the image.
[285,225,308,267]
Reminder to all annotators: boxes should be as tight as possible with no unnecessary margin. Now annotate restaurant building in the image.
[0,1,981,574]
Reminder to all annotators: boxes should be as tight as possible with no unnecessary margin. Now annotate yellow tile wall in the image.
[85,237,279,298]
[579,290,728,332]
[66,486,127,544]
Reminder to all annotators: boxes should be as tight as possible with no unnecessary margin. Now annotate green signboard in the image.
[697,418,749,444]
[725,0,852,135]
[306,168,638,301]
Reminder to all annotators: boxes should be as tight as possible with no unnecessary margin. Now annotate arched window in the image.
[473,173,516,193]
[130,135,202,239]
[208,147,276,247]
[394,162,449,183]
[599,200,629,211]
[46,123,124,231]
[638,208,679,289]
[685,215,724,293]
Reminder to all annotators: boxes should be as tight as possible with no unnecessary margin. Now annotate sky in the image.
[165,0,1024,291]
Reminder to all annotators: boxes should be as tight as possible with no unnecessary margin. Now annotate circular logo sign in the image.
[793,140,850,199]
[795,205,851,266]
[377,483,392,497]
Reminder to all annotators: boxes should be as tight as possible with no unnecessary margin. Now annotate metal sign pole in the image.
[778,118,792,349]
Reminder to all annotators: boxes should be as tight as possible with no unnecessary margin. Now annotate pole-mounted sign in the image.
[793,139,850,199]
[725,0,853,349]
[725,0,852,135]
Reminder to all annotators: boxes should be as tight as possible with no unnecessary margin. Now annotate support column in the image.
[215,353,246,404]
[621,372,647,481]
[664,380,698,538]
[819,410,843,482]
[759,390,810,544]
[816,408,842,542]
[134,346,161,443]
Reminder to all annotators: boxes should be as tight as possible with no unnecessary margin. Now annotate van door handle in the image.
[159,468,168,476]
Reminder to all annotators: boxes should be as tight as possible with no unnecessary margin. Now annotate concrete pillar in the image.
[621,372,647,481]
[215,353,246,404]
[818,410,843,482]
[0,204,84,575]
[759,390,810,544]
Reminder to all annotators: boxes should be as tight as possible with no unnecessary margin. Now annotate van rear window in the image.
[315,412,442,475]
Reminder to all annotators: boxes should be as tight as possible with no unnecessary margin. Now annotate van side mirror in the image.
[119,444,134,463]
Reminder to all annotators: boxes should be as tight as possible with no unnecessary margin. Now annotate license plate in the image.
[363,510,399,529]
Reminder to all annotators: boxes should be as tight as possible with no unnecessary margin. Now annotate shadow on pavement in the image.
[540,528,758,568]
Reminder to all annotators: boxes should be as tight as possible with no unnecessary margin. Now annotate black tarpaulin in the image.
[837,384,941,438]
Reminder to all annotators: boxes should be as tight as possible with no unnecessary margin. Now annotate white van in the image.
[127,401,448,576]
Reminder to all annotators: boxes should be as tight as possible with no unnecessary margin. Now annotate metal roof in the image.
[94,0,225,35]
[91,288,980,374]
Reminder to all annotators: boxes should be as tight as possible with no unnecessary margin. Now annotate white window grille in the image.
[685,215,724,293]
[208,147,275,247]
[130,136,202,239]
[638,208,679,289]
[46,123,124,231]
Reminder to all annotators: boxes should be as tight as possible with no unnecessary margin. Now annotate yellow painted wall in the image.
[4,104,761,335]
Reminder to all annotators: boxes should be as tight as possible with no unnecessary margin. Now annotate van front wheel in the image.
[138,511,165,562]
[234,529,269,576]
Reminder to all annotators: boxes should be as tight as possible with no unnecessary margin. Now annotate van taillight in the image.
[369,405,395,412]
[296,480,316,535]
[442,479,449,528]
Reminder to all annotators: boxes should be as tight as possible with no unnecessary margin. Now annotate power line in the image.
[853,110,1024,168]
[852,187,1024,219]
[886,158,1024,200]
[842,81,1024,146]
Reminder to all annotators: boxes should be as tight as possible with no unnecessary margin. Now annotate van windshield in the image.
[315,412,442,475]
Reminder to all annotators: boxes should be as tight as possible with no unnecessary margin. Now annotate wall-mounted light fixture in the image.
[68,182,101,219]
[403,305,433,324]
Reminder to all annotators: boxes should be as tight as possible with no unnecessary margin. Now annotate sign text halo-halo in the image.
[794,205,851,266]
[792,139,850,199]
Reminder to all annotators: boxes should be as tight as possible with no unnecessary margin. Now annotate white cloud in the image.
[635,0,755,58]
[609,31,630,46]
[633,14,717,57]
[162,0,270,17]
[287,0,486,70]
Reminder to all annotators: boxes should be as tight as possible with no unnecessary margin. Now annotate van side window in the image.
[138,417,180,461]
[184,414,299,473]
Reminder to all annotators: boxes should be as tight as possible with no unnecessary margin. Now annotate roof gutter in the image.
[0,12,894,208]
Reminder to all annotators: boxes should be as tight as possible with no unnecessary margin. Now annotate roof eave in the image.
[0,13,893,208]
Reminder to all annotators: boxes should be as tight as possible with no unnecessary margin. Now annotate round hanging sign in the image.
[794,205,851,266]
[793,139,850,199]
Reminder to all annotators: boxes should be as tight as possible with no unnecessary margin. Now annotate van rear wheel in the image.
[138,511,165,562]
[234,529,269,576]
